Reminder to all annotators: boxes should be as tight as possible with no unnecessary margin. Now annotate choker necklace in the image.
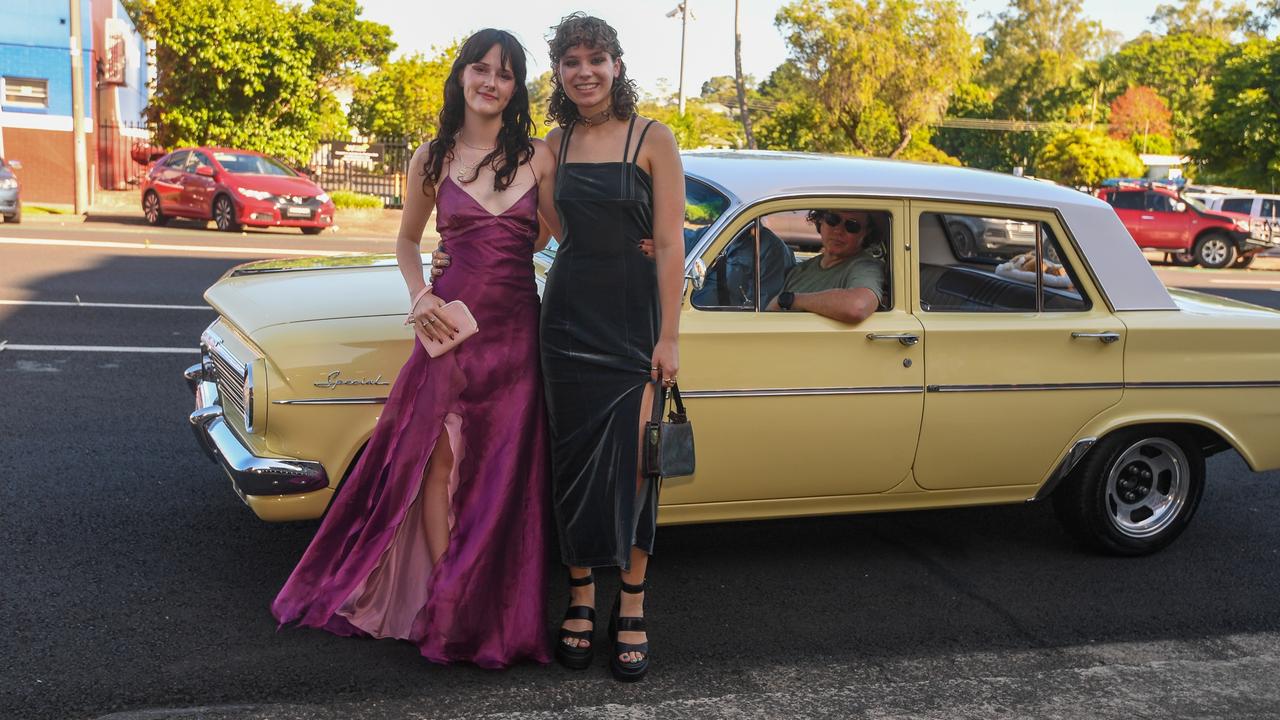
[457,135,497,151]
[578,107,613,126]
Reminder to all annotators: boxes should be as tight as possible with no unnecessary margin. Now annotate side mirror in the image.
[1175,201,1187,212]
[684,258,706,292]
[195,165,216,178]
[7,160,21,169]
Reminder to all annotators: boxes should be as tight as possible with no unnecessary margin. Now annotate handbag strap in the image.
[649,381,687,424]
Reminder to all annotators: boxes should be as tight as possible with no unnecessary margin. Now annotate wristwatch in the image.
[778,291,795,311]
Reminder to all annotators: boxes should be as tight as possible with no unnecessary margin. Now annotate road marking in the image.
[0,342,198,354]
[0,236,351,256]
[0,299,212,311]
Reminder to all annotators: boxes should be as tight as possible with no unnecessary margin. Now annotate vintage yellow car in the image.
[185,152,1280,556]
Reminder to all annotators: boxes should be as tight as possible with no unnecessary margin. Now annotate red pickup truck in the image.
[1097,184,1271,268]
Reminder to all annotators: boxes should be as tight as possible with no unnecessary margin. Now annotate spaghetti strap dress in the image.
[541,116,661,570]
[271,174,552,669]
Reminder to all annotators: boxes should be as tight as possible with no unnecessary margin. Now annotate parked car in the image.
[1096,183,1273,268]
[141,147,336,234]
[0,157,21,223]
[185,152,1280,557]
[1202,193,1280,227]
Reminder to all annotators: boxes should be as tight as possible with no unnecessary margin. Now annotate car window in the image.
[1146,193,1176,213]
[922,211,1089,313]
[1222,198,1254,214]
[163,151,190,169]
[1107,191,1144,210]
[1259,199,1278,219]
[213,152,297,176]
[683,178,731,256]
[186,151,213,172]
[692,207,892,312]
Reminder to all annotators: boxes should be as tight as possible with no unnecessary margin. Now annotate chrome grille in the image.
[202,328,254,431]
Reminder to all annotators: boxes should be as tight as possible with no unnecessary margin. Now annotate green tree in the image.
[528,71,555,138]
[639,101,743,149]
[1129,133,1174,155]
[1193,38,1280,190]
[775,0,975,158]
[348,46,457,141]
[978,0,1115,93]
[1101,33,1229,150]
[298,0,394,91]
[1150,0,1252,40]
[1035,127,1145,187]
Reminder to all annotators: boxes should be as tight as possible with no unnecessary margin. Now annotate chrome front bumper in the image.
[184,362,328,497]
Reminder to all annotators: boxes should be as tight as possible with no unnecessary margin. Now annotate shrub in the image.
[330,190,383,209]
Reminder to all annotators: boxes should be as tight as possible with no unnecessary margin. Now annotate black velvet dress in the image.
[541,116,661,570]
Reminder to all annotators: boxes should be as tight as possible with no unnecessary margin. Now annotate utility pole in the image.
[734,0,755,149]
[666,2,691,115]
[69,0,89,214]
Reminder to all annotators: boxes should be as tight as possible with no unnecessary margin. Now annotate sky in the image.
[356,1,1168,97]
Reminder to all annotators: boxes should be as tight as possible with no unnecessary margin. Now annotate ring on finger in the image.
[426,317,437,324]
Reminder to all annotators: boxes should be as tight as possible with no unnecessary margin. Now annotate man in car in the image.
[765,209,885,323]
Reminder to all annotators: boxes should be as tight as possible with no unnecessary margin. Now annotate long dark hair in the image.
[422,29,534,194]
[546,13,639,127]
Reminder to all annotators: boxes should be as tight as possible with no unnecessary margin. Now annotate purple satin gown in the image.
[272,177,551,669]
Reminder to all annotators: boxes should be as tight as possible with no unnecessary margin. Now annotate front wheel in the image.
[301,226,325,235]
[1053,428,1204,556]
[1193,233,1236,269]
[948,222,977,258]
[212,195,241,232]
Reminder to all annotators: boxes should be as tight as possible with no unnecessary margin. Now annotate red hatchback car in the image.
[141,147,336,234]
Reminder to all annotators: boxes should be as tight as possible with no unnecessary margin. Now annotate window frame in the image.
[2,77,49,110]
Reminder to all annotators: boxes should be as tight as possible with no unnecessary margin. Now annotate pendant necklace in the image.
[455,135,497,183]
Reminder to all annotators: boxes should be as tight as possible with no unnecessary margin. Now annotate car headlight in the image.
[0,177,17,190]
[315,192,330,203]
[1235,219,1250,231]
[237,187,274,201]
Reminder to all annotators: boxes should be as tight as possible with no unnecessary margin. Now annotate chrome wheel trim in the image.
[1105,437,1189,539]
[214,197,233,230]
[1201,237,1229,265]
[144,193,160,223]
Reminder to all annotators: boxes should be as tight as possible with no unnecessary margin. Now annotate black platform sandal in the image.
[555,572,596,670]
[608,579,649,682]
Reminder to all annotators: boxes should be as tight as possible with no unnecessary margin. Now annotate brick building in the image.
[0,0,149,205]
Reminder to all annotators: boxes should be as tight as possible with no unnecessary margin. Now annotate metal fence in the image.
[310,138,414,208]
[96,120,158,191]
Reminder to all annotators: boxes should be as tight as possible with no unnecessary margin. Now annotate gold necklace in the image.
[454,135,497,183]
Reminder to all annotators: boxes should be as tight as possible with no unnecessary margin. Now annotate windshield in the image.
[1182,194,1209,213]
[535,175,733,265]
[214,152,297,176]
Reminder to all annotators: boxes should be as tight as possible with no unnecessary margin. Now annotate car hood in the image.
[223,173,324,196]
[206,253,553,333]
[1166,287,1280,318]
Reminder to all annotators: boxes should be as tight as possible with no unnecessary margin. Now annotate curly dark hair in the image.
[545,13,639,127]
[421,29,534,194]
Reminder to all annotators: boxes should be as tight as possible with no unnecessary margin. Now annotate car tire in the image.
[1168,251,1196,267]
[947,222,977,258]
[212,195,241,232]
[1232,254,1256,269]
[301,226,325,235]
[1193,233,1236,269]
[142,191,167,226]
[1052,428,1205,556]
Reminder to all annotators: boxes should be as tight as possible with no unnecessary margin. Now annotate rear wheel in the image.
[1233,254,1256,269]
[947,222,977,258]
[1053,428,1204,556]
[142,191,167,226]
[1193,233,1235,269]
[1167,251,1196,267]
[212,195,241,232]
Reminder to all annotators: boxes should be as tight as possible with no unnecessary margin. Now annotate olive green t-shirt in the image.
[781,248,886,304]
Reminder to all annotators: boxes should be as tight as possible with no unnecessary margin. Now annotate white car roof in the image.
[683,151,1177,311]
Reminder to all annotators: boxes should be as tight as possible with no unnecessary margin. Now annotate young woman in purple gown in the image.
[271,29,561,669]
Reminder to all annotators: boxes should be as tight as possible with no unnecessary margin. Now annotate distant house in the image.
[1140,153,1191,182]
[0,0,149,204]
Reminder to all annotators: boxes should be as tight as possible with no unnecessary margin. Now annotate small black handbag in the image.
[643,382,695,479]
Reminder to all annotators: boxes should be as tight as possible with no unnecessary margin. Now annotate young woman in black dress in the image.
[538,12,684,682]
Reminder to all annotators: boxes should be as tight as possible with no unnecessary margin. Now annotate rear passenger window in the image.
[1147,193,1176,212]
[1222,198,1254,214]
[1108,192,1144,210]
[1260,199,1278,219]
[920,212,1089,313]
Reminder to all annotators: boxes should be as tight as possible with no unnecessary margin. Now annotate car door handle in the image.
[1071,331,1120,344]
[1140,215,1155,220]
[866,333,919,346]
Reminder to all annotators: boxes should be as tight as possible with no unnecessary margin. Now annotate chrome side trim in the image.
[1127,380,1280,390]
[680,386,923,399]
[272,397,389,405]
[1031,437,1097,502]
[927,382,1123,393]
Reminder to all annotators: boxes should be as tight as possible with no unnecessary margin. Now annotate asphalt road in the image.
[3,222,1280,720]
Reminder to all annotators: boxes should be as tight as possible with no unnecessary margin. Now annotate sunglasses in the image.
[821,213,864,234]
